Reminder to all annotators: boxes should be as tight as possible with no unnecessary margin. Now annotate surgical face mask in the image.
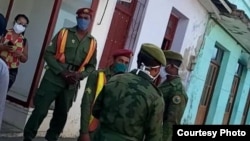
[113,63,128,74]
[152,70,160,81]
[159,66,167,82]
[13,22,25,34]
[165,64,179,77]
[137,62,160,81]
[77,18,90,30]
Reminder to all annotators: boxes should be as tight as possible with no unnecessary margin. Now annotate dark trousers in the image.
[8,68,18,90]
[23,78,76,141]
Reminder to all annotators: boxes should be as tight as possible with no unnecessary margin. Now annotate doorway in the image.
[98,0,137,69]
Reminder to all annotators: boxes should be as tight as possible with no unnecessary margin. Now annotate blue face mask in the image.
[77,18,90,30]
[113,63,128,74]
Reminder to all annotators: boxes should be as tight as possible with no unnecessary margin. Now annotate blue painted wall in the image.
[182,18,250,124]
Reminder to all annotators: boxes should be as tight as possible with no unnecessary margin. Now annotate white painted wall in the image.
[0,0,9,16]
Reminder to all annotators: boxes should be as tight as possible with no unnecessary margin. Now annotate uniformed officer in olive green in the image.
[23,8,97,141]
[92,43,166,141]
[78,48,133,141]
[158,50,188,141]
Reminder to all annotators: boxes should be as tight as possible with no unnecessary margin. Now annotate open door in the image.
[98,0,137,69]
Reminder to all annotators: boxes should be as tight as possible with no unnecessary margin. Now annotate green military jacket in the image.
[80,66,115,134]
[43,26,97,88]
[92,69,164,141]
[158,77,188,141]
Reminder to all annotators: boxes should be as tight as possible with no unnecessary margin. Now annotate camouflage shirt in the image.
[92,69,164,141]
[158,77,188,141]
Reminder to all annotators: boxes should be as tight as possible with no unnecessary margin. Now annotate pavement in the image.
[0,122,77,141]
[0,137,76,141]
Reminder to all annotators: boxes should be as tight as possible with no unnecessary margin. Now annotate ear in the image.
[151,67,161,77]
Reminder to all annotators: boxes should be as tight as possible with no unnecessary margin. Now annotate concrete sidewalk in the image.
[0,122,77,141]
[0,137,76,141]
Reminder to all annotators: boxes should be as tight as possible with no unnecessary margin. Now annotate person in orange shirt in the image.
[0,14,29,90]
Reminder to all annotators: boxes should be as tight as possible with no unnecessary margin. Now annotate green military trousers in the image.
[23,78,76,141]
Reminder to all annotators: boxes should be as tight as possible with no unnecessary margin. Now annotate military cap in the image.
[163,50,183,62]
[140,43,166,66]
[113,49,133,58]
[76,8,93,17]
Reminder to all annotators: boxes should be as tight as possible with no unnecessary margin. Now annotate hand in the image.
[78,134,91,141]
[61,71,74,82]
[67,72,83,84]
[73,72,83,81]
[13,50,23,58]
[0,44,14,52]
[60,71,79,84]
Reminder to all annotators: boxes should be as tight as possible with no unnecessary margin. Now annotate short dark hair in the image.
[137,51,161,68]
[14,14,29,24]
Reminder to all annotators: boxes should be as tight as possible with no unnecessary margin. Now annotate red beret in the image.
[76,8,93,17]
[113,49,133,58]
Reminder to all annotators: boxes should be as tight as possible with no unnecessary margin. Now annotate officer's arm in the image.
[44,30,64,74]
[144,97,164,141]
[81,40,97,79]
[80,71,98,134]
[163,94,186,141]
[92,83,105,119]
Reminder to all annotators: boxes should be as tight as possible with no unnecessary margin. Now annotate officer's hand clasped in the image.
[61,71,83,84]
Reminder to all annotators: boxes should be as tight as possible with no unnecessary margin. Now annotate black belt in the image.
[66,64,79,71]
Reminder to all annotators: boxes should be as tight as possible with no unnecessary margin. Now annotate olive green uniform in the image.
[23,26,97,141]
[158,77,188,141]
[80,67,114,136]
[92,69,164,141]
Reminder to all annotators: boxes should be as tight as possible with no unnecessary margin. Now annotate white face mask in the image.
[152,70,160,81]
[137,63,161,81]
[13,22,25,34]
[165,64,179,77]
[159,66,167,82]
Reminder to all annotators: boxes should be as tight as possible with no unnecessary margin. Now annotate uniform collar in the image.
[161,76,181,87]
[68,26,93,38]
[104,66,115,79]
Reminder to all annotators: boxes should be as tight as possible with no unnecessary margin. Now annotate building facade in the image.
[182,0,250,125]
